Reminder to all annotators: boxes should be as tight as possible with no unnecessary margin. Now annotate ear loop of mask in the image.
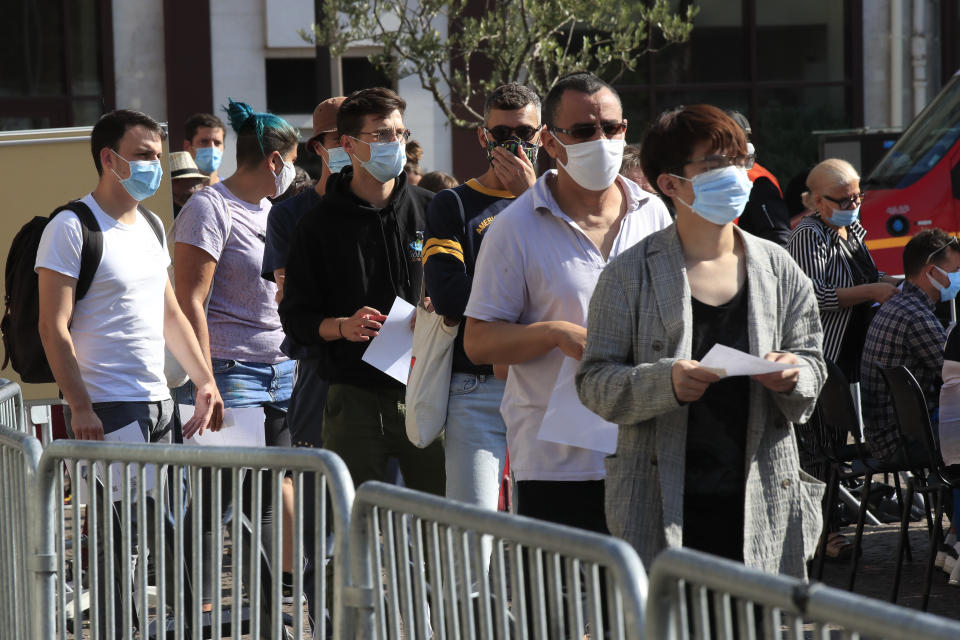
[667,173,696,210]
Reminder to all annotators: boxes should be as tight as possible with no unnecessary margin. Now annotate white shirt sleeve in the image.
[35,211,83,280]
[464,211,527,323]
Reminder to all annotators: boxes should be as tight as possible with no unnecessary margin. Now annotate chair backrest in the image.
[813,359,860,455]
[879,365,943,471]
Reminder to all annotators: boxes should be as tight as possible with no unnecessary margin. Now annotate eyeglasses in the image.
[357,127,412,143]
[927,236,960,264]
[484,125,541,143]
[822,192,865,211]
[683,153,756,172]
[550,120,627,141]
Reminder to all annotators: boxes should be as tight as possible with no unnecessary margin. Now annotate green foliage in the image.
[301,0,697,128]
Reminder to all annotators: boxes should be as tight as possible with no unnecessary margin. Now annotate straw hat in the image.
[169,151,207,180]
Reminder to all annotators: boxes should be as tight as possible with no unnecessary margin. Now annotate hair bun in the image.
[224,98,256,133]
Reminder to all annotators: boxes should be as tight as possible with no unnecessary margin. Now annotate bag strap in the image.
[137,204,165,247]
[51,201,102,301]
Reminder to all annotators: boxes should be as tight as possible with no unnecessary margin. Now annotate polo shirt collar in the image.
[531,169,650,221]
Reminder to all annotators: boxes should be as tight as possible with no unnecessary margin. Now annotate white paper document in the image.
[360,296,416,385]
[698,344,806,378]
[537,357,618,454]
[183,405,266,447]
[72,421,156,503]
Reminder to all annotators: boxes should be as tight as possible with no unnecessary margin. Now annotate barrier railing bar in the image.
[648,548,960,640]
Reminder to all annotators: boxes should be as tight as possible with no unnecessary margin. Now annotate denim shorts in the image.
[174,358,295,411]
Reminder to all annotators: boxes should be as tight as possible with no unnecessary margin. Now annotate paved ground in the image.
[817,519,959,620]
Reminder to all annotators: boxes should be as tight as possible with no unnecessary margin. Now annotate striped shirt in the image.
[786,215,880,362]
[860,281,945,459]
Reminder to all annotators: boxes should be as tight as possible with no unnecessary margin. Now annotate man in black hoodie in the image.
[279,87,445,496]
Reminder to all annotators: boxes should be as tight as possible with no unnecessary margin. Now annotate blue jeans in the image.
[444,373,508,510]
[173,358,295,411]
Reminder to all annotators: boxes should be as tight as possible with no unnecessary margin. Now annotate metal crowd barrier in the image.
[0,379,28,433]
[31,440,355,640]
[0,425,44,640]
[647,547,960,639]
[348,481,648,640]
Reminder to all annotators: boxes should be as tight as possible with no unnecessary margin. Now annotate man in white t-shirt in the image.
[464,73,671,534]
[35,109,223,637]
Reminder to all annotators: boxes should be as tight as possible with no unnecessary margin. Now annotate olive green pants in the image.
[322,383,445,494]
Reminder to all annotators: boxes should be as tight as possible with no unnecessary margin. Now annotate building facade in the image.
[1,0,955,184]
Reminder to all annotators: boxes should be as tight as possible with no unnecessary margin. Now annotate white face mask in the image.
[553,137,625,191]
[273,159,296,198]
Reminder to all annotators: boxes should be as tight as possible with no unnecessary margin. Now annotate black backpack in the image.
[1,201,164,383]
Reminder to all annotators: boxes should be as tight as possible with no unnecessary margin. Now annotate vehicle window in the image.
[867,74,960,190]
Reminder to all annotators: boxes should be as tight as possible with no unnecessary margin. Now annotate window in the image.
[617,0,860,184]
[0,0,112,130]
[868,73,960,189]
[266,56,394,115]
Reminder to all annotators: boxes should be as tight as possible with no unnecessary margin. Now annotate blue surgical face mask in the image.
[322,145,351,173]
[671,165,753,225]
[194,146,223,173]
[825,205,860,228]
[111,149,163,201]
[928,265,960,302]
[350,138,406,183]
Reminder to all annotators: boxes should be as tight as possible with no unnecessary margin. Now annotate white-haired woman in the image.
[786,158,899,563]
[787,158,899,382]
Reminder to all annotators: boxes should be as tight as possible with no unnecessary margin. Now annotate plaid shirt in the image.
[860,281,945,459]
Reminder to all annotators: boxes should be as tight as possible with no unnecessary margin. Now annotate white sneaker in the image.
[950,556,960,586]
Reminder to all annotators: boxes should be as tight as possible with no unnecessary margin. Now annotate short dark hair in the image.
[483,83,541,121]
[903,229,959,278]
[418,171,458,193]
[620,144,643,175]
[90,109,166,175]
[640,104,747,197]
[542,72,619,129]
[223,99,299,169]
[337,87,407,139]
[184,113,226,142]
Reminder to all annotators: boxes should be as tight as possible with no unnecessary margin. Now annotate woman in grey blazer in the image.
[576,105,827,579]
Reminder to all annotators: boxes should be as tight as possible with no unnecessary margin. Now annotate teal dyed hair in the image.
[223,98,300,167]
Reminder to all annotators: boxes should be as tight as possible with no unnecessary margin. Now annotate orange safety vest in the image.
[748,163,783,197]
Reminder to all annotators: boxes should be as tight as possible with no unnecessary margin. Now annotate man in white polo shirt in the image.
[464,72,671,533]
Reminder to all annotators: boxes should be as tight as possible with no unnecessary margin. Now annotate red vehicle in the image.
[862,70,960,274]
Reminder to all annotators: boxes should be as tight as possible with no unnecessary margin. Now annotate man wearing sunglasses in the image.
[464,72,671,534]
[422,83,540,520]
[861,230,960,461]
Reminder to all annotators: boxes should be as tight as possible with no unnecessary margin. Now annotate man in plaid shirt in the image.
[860,229,960,460]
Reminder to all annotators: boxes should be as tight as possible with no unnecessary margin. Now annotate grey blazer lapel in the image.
[646,226,689,345]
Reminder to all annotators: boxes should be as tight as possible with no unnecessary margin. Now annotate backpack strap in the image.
[137,204,165,247]
[51,201,102,301]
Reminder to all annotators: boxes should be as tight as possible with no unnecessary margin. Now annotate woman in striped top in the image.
[786,159,899,382]
[787,158,899,563]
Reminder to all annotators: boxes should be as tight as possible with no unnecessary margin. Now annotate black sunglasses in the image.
[822,192,865,211]
[551,120,627,141]
[484,125,541,143]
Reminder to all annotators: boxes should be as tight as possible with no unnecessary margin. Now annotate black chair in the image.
[809,360,915,589]
[880,365,960,610]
